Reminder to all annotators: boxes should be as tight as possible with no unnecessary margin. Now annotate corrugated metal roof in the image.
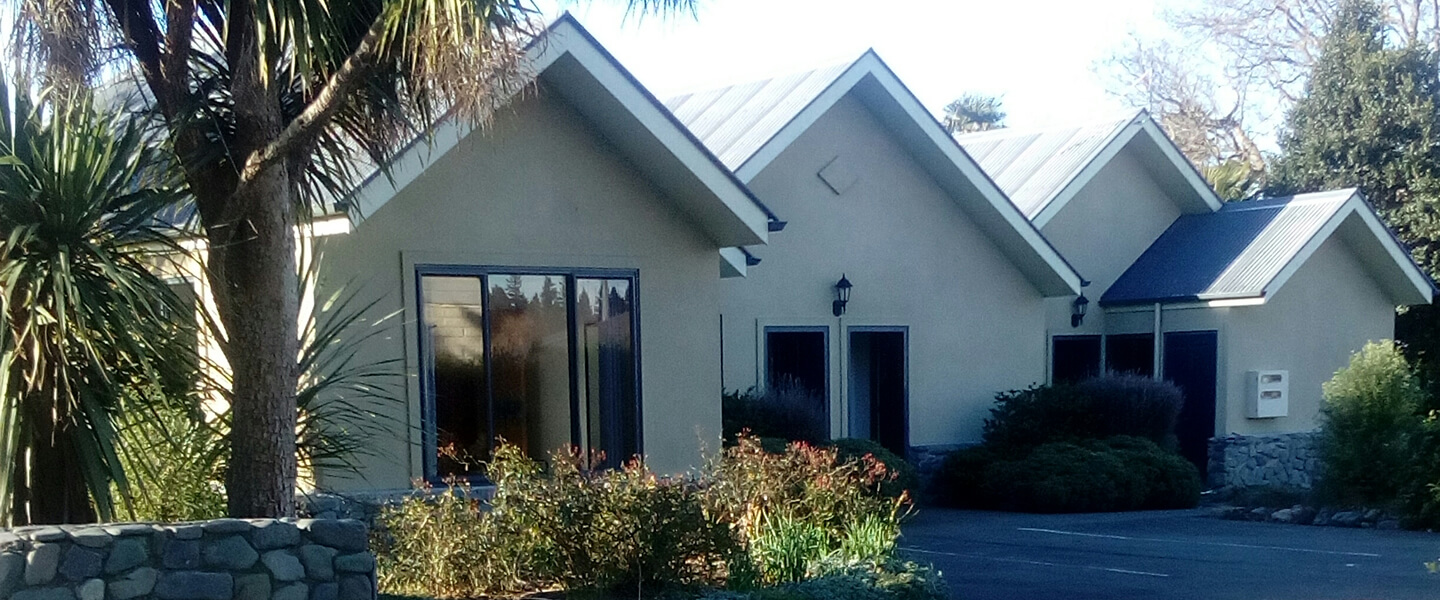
[664,62,852,171]
[1102,189,1356,305]
[955,116,1136,218]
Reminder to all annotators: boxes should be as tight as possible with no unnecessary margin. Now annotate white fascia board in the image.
[1261,192,1433,305]
[734,51,1083,296]
[540,19,768,246]
[1136,117,1226,213]
[720,246,748,278]
[1031,115,1140,229]
[1030,114,1224,229]
[351,16,767,247]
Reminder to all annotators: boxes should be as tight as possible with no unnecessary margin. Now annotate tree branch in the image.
[104,0,168,114]
[161,0,195,113]
[239,10,389,185]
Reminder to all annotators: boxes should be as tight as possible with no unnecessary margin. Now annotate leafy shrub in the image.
[982,375,1184,451]
[1095,436,1201,509]
[982,441,1149,513]
[1318,341,1426,506]
[830,438,919,499]
[982,384,1094,450]
[724,377,828,444]
[932,446,997,508]
[376,436,918,598]
[376,446,738,598]
[1076,374,1184,449]
[940,437,1200,513]
[704,435,909,584]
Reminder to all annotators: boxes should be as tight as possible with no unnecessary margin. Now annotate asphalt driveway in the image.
[901,508,1440,599]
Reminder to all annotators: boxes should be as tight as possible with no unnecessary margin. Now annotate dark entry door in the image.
[848,329,908,456]
[1163,331,1219,477]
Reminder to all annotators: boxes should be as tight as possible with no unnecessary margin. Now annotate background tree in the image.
[12,0,692,517]
[943,93,1007,134]
[0,84,192,524]
[1103,0,1440,182]
[1265,0,1440,386]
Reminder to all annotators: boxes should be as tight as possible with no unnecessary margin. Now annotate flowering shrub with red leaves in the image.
[376,436,914,598]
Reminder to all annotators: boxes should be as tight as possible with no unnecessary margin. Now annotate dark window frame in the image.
[762,325,832,430]
[415,264,643,485]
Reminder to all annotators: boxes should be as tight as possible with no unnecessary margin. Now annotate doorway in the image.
[848,328,908,456]
[1162,330,1219,477]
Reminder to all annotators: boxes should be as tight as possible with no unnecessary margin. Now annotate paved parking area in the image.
[901,508,1440,599]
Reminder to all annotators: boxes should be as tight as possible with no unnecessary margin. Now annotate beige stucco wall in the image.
[313,90,725,491]
[1100,233,1395,438]
[723,94,1050,447]
[1040,143,1187,341]
[1220,234,1396,435]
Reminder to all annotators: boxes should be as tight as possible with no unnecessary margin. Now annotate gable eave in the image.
[349,15,770,248]
[733,51,1084,296]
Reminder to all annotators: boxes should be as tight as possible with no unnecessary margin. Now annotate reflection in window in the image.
[420,270,639,480]
[576,278,637,469]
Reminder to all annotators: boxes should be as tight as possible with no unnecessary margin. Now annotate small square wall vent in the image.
[818,155,858,195]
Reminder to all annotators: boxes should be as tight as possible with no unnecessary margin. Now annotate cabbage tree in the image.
[14,0,695,517]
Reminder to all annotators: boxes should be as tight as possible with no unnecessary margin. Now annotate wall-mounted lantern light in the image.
[833,274,853,317]
[1071,294,1089,328]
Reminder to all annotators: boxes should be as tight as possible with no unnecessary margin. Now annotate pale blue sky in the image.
[539,0,1172,129]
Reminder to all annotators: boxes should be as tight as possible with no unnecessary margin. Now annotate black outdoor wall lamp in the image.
[1071,294,1090,328]
[833,274,853,317]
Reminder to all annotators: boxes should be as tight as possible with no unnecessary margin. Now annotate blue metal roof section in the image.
[1103,189,1357,305]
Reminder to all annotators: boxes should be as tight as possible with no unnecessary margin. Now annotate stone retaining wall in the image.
[0,519,375,600]
[1207,432,1321,490]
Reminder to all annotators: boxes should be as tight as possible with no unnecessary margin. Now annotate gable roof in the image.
[1102,189,1434,307]
[347,14,770,248]
[664,53,1084,296]
[956,112,1224,228]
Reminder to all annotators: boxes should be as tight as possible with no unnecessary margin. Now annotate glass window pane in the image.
[576,278,638,468]
[489,274,572,460]
[1052,335,1101,384]
[1106,334,1155,377]
[421,275,488,477]
[764,329,829,443]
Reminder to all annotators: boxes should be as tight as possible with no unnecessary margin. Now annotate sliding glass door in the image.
[418,267,640,480]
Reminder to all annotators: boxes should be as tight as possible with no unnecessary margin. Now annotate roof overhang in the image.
[1101,190,1434,308]
[731,51,1084,296]
[1265,191,1434,306]
[349,15,768,248]
[1031,113,1225,229]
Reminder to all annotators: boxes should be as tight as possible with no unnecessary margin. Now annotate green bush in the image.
[932,446,997,508]
[830,438,919,499]
[982,375,1184,451]
[376,446,738,598]
[375,436,919,599]
[937,437,1200,513]
[1318,340,1426,506]
[1095,436,1202,509]
[982,441,1149,513]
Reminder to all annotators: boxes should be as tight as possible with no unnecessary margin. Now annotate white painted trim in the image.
[1030,113,1225,229]
[734,51,1083,296]
[1030,115,1141,229]
[1262,192,1434,304]
[719,247,747,278]
[351,16,768,247]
